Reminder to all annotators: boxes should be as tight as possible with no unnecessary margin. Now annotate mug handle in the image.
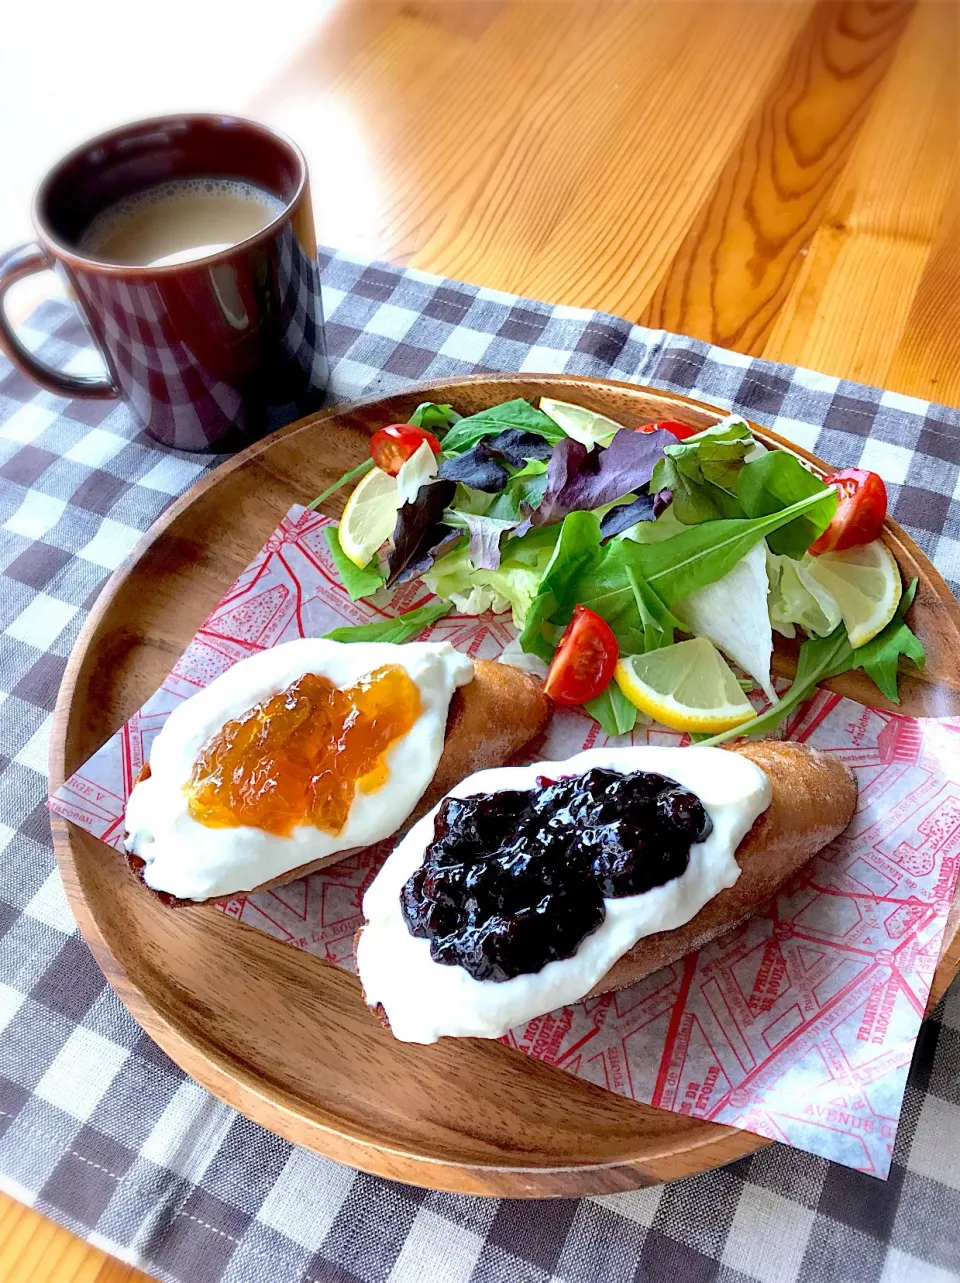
[0,242,117,399]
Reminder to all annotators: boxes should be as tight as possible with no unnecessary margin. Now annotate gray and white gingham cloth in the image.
[1,249,959,1283]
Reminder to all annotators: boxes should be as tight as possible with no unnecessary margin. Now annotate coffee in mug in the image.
[0,115,328,451]
[78,177,287,268]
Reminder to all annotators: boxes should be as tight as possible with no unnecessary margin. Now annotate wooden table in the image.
[1,1,956,1278]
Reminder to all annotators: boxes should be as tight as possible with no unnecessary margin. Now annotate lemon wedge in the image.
[539,398,622,448]
[338,466,402,568]
[803,540,900,649]
[614,638,756,733]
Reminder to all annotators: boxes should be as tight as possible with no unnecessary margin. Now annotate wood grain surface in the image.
[5,0,959,1277]
[48,375,960,1207]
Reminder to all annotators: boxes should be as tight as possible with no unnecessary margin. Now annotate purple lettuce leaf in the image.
[455,512,520,571]
[437,445,509,493]
[534,427,673,526]
[599,492,657,540]
[485,429,554,467]
[386,479,457,586]
[652,487,673,518]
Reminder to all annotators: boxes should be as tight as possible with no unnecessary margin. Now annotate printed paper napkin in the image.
[51,505,960,1178]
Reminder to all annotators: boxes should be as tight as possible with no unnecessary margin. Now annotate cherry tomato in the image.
[809,469,887,554]
[370,424,443,476]
[544,606,619,705]
[637,420,700,441]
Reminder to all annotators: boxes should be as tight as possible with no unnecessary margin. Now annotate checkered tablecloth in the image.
[2,249,959,1283]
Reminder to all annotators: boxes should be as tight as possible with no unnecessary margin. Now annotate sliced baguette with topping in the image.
[125,659,549,906]
[361,741,857,1037]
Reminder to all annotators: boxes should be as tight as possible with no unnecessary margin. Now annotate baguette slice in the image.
[125,658,549,906]
[362,740,857,1032]
[587,741,857,996]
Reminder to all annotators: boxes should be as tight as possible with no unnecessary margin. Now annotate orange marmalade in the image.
[185,665,421,837]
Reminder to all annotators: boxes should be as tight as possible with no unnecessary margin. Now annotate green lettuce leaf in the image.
[650,420,752,524]
[440,399,566,454]
[738,451,835,558]
[407,403,461,431]
[518,511,603,661]
[766,549,842,639]
[424,525,559,627]
[324,526,385,600]
[323,600,452,644]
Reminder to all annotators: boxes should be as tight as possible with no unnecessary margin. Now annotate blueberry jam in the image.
[400,768,713,983]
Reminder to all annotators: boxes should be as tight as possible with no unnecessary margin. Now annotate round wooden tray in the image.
[50,375,960,1196]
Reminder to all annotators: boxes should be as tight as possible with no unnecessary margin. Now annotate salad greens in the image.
[585,681,640,737]
[767,549,842,638]
[439,398,566,454]
[386,479,456,586]
[324,527,385,600]
[324,601,452,645]
[700,580,923,745]
[313,394,925,739]
[407,403,461,431]
[534,429,671,527]
[651,419,752,523]
[630,489,837,604]
[308,458,374,511]
[737,451,833,558]
[443,511,520,571]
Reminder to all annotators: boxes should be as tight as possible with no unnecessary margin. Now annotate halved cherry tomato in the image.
[370,424,443,476]
[809,468,887,554]
[637,420,700,441]
[544,605,619,705]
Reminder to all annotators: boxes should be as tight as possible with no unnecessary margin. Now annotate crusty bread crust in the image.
[124,659,549,906]
[358,741,858,1031]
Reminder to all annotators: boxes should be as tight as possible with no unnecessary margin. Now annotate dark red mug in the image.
[0,114,328,451]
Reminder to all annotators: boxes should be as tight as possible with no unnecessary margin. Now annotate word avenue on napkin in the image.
[51,505,960,1178]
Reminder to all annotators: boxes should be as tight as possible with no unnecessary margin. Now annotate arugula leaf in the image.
[307,458,374,510]
[324,526,385,600]
[626,565,682,652]
[699,625,852,746]
[849,577,924,701]
[407,403,461,431]
[631,488,837,605]
[584,682,638,737]
[516,514,674,659]
[323,600,452,644]
[737,452,835,558]
[440,399,566,454]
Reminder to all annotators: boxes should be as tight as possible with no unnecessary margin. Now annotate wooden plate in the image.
[50,375,960,1196]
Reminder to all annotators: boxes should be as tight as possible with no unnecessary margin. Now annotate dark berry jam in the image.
[400,768,712,982]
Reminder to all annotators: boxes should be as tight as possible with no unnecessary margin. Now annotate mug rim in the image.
[32,111,308,276]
